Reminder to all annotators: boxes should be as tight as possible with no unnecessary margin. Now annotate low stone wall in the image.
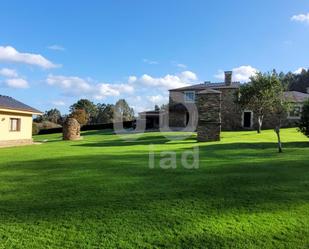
[0,139,33,148]
[197,122,221,142]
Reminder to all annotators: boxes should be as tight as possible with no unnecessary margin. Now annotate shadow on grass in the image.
[74,133,197,147]
[0,140,308,222]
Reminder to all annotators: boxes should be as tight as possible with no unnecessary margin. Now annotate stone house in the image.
[169,71,309,140]
[0,95,42,147]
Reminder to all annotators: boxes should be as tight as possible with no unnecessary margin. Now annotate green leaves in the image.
[299,100,309,137]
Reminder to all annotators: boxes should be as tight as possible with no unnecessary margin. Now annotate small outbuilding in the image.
[139,110,161,130]
[0,95,42,147]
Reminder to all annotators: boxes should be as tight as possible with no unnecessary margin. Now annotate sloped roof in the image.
[284,91,309,103]
[0,95,42,114]
[197,89,222,94]
[169,82,240,91]
[139,110,160,116]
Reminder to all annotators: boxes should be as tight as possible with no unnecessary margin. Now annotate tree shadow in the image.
[73,133,197,147]
[1,142,308,221]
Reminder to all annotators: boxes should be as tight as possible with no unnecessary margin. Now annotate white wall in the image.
[0,111,33,141]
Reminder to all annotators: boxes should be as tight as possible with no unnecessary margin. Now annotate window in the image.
[288,104,302,119]
[184,91,195,103]
[10,118,21,131]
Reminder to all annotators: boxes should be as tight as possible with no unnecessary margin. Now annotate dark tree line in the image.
[35,98,135,126]
[280,68,309,93]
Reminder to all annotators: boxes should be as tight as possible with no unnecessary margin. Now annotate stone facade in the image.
[168,71,309,137]
[196,90,221,142]
[212,87,242,130]
[169,85,242,131]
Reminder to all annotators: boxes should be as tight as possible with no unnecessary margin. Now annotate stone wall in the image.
[197,90,221,142]
[213,88,242,130]
[0,139,33,148]
[168,87,300,132]
[169,109,186,128]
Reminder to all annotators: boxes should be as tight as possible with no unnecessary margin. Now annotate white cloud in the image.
[47,45,65,51]
[46,74,134,100]
[291,13,309,24]
[0,46,59,69]
[147,95,168,105]
[179,71,198,81]
[294,67,307,74]
[176,63,187,69]
[4,78,29,88]
[51,100,66,106]
[215,65,258,82]
[0,68,18,78]
[143,59,159,65]
[129,71,198,90]
[47,75,91,94]
[128,76,137,84]
[46,71,198,113]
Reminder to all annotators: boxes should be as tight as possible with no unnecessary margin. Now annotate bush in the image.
[299,100,309,137]
[32,122,40,135]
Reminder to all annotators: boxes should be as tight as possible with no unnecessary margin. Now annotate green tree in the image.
[160,104,168,112]
[38,108,62,124]
[70,109,89,126]
[114,99,135,121]
[154,105,160,111]
[286,69,309,93]
[96,103,115,124]
[70,99,98,123]
[299,99,309,137]
[236,71,285,134]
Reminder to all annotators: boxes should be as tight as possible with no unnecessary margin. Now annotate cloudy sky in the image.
[0,0,308,114]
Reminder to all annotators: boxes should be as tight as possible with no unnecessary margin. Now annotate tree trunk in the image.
[275,126,283,153]
[257,115,263,134]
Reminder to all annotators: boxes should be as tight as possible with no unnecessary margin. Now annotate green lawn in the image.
[0,128,308,248]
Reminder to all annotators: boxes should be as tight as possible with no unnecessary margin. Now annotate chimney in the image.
[224,71,232,86]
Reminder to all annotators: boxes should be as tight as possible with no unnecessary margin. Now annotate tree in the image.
[154,105,160,111]
[96,103,114,124]
[114,99,135,121]
[70,99,97,123]
[236,71,284,134]
[34,108,62,124]
[160,104,169,112]
[44,108,62,124]
[70,109,89,126]
[299,99,309,137]
[272,97,290,153]
[283,69,309,93]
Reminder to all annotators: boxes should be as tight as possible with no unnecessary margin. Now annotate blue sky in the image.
[0,0,309,114]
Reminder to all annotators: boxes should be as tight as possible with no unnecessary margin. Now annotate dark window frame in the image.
[10,118,21,132]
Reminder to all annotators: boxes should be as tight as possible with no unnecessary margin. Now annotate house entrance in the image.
[243,111,252,128]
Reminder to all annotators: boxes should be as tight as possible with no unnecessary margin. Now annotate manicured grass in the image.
[0,128,308,248]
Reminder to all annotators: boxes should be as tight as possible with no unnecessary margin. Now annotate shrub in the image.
[32,122,40,135]
[299,99,309,137]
